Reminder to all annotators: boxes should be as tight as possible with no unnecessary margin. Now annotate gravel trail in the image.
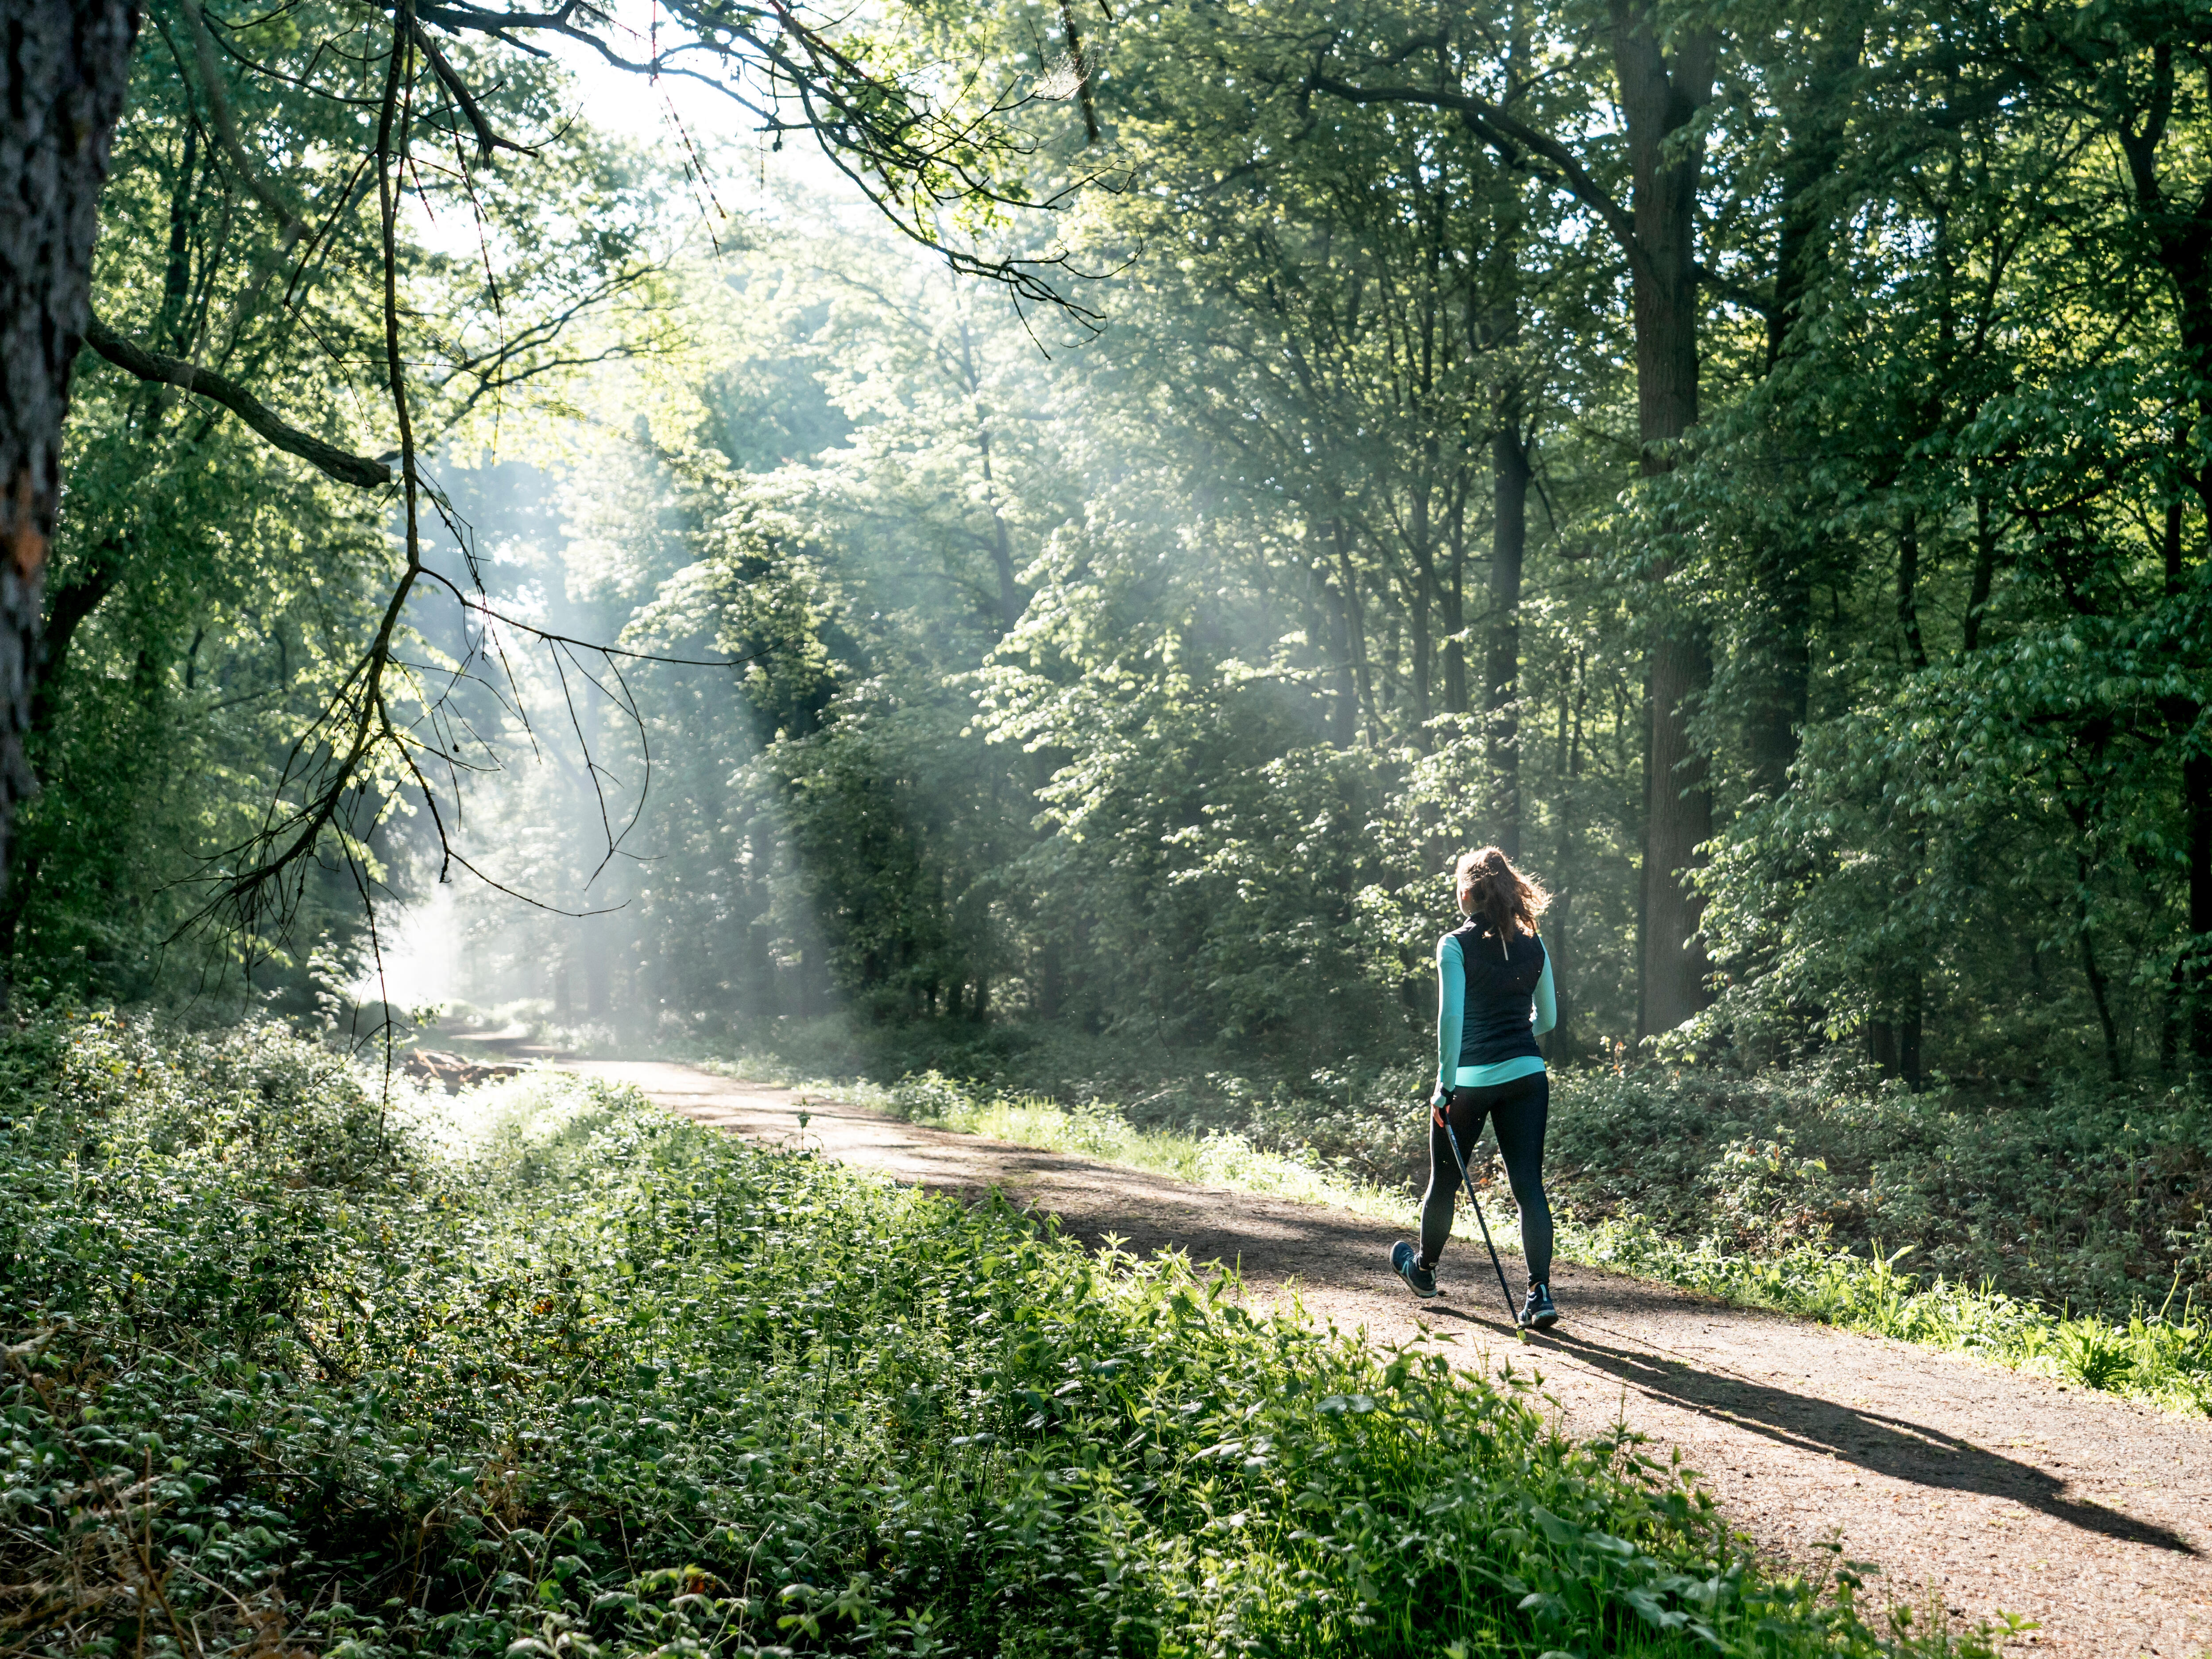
[572,1060,2212,1658]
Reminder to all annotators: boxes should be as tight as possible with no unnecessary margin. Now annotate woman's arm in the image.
[1532,937,1558,1038]
[1435,934,1464,1098]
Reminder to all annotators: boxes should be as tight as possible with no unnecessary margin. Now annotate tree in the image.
[0,0,143,956]
[1297,0,1725,1033]
[0,0,1095,996]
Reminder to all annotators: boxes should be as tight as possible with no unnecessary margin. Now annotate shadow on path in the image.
[1507,1321,2197,1555]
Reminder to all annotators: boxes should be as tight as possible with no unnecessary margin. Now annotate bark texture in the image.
[0,0,142,939]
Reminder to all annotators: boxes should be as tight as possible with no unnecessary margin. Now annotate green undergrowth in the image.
[0,1010,2002,1659]
[722,1060,2212,1419]
[1538,1063,2212,1324]
[1568,1221,2212,1417]
[1544,1066,2212,1415]
[697,1021,2212,1329]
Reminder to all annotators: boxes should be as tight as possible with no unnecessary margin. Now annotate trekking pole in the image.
[1438,1099,1521,1329]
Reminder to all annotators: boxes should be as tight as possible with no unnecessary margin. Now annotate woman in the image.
[1391,845,1561,1329]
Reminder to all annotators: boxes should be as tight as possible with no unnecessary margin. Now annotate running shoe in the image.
[1520,1282,1559,1330]
[1391,1240,1438,1299]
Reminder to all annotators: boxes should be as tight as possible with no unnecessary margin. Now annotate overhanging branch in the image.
[1304,73,1636,256]
[83,320,392,489]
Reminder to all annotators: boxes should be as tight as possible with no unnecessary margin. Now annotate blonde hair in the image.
[1455,846,1549,936]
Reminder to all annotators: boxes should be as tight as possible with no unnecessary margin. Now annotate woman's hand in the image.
[1431,1088,1453,1128]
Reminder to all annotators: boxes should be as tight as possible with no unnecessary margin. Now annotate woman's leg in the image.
[1419,1089,1491,1267]
[1418,1106,1461,1267]
[1488,1072,1554,1285]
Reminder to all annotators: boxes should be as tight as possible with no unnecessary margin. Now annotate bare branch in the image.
[1303,72,1637,256]
[83,318,392,488]
[410,20,530,158]
[179,0,311,238]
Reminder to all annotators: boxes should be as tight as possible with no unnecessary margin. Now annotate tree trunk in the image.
[1317,537,1358,746]
[1331,519,1376,746]
[1745,28,1854,798]
[1896,971,1924,1089]
[1634,669,1652,1039]
[2189,752,2212,1068]
[2080,911,2123,1082]
[1440,493,1468,719]
[2165,493,2184,598]
[1866,1018,1896,1074]
[31,541,121,736]
[1487,379,1528,858]
[1744,558,1808,799]
[1613,1,1716,1038]
[2110,38,2212,1065]
[958,321,1025,636]
[1036,935,1063,1021]
[1964,493,1999,652]
[1643,628,1711,1033]
[0,0,141,972]
[1896,509,1929,670]
[152,121,197,353]
[1402,542,1435,745]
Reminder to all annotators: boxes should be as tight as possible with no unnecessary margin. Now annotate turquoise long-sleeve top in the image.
[1435,927,1556,1100]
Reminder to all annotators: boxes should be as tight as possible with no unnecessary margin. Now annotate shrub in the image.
[1542,1059,2212,1317]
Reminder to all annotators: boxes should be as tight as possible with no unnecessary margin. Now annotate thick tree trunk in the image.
[1613,2,1715,1038]
[0,0,140,968]
[1643,628,1711,1032]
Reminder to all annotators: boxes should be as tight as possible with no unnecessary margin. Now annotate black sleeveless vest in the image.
[1451,918,1545,1070]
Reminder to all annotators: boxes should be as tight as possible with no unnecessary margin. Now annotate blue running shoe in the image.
[1392,1240,1438,1299]
[1520,1283,1560,1330]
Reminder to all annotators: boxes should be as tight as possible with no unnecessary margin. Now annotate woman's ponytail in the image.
[1454,846,1550,936]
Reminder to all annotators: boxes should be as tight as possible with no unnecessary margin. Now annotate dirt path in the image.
[574,1060,2212,1657]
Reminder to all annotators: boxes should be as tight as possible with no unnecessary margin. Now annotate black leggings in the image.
[1420,1070,1553,1286]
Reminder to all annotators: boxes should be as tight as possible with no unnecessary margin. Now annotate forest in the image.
[0,0,2208,1650]
[20,0,2212,1080]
